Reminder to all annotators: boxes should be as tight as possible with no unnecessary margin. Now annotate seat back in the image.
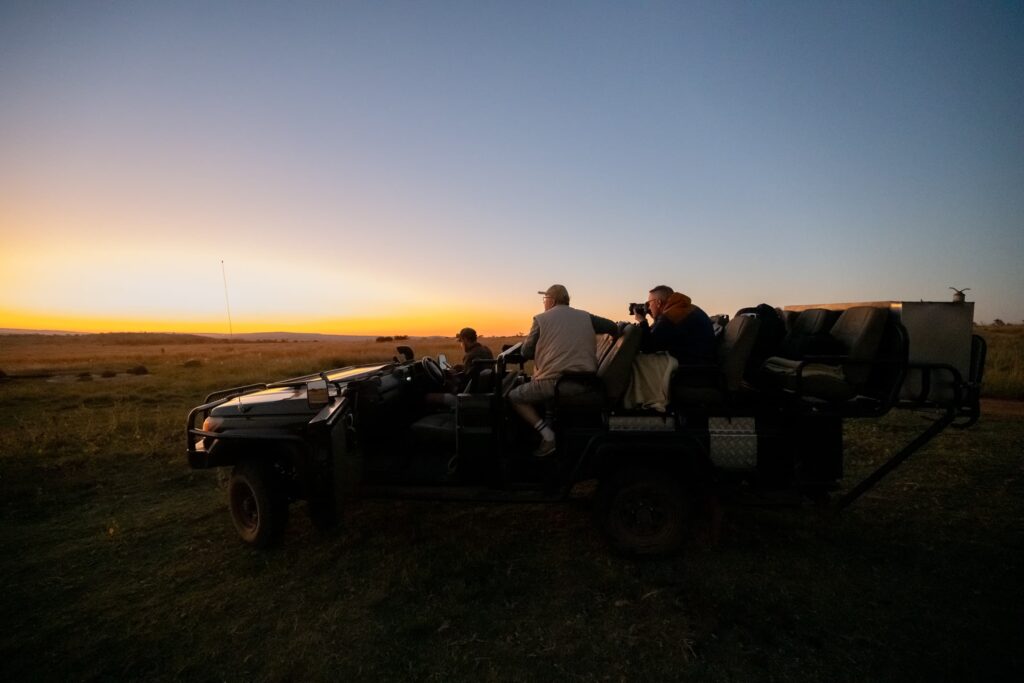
[778,308,842,359]
[777,308,798,334]
[829,306,888,384]
[734,303,787,376]
[792,308,837,335]
[719,315,761,391]
[595,332,617,367]
[597,324,642,401]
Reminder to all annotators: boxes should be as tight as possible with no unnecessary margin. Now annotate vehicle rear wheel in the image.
[228,460,288,548]
[597,467,689,556]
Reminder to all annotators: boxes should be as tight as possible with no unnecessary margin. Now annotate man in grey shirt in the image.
[509,284,618,457]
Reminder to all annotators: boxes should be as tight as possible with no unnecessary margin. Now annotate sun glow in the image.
[0,238,535,336]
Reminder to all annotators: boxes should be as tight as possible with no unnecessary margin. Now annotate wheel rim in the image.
[616,484,670,539]
[231,482,260,532]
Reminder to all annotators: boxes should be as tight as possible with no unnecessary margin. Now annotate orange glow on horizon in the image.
[0,305,536,338]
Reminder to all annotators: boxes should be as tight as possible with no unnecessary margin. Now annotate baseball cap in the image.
[537,284,569,303]
[455,327,477,342]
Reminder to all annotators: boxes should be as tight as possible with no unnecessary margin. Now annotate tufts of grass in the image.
[977,325,1024,399]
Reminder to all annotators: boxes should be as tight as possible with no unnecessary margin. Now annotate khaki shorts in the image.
[507,377,588,405]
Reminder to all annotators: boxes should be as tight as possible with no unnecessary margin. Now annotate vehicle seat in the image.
[465,368,495,394]
[672,314,761,411]
[776,308,841,359]
[760,306,888,401]
[556,323,642,411]
[733,304,787,377]
[777,308,798,334]
[410,411,457,445]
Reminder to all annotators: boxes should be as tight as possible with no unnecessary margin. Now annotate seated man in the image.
[425,327,494,407]
[509,284,618,457]
[633,285,716,365]
[454,327,494,375]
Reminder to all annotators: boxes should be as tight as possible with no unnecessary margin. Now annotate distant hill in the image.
[0,327,79,335]
[0,328,393,343]
[203,332,377,342]
[0,332,224,345]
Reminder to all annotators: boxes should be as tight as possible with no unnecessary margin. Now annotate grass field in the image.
[977,325,1024,399]
[0,331,1022,681]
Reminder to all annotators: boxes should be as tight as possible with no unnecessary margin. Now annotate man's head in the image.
[647,285,674,319]
[538,284,570,310]
[455,327,477,349]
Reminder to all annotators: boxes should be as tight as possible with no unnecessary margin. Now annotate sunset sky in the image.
[2,1,1022,336]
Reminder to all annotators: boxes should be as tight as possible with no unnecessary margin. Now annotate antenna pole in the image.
[221,260,234,338]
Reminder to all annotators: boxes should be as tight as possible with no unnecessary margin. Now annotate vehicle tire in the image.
[228,460,288,548]
[597,467,689,557]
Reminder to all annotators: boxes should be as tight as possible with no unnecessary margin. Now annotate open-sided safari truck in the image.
[186,299,986,554]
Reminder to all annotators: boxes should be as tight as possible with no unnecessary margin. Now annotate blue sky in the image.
[1,0,1021,333]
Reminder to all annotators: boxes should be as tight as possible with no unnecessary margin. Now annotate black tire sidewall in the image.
[228,460,287,548]
[598,467,688,557]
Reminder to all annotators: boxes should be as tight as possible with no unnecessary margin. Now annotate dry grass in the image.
[0,334,1021,681]
[976,325,1024,399]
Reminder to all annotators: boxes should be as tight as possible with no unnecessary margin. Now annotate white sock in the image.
[533,419,555,442]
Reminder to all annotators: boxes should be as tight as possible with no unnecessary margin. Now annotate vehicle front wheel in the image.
[597,467,689,557]
[228,460,288,548]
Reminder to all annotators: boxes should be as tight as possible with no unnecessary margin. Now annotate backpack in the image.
[736,304,787,375]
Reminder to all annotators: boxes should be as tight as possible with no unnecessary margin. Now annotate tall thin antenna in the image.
[221,260,234,338]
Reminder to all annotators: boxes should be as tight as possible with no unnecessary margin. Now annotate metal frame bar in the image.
[834,403,956,511]
[834,362,966,511]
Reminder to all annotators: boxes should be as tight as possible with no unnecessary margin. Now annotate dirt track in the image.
[981,398,1024,417]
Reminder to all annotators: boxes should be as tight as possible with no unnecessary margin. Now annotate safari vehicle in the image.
[186,299,986,554]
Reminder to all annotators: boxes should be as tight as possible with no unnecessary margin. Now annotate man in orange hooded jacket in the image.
[633,285,716,365]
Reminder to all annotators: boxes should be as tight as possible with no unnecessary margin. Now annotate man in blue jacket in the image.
[633,285,716,365]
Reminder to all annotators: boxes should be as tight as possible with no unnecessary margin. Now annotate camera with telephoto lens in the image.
[628,302,649,316]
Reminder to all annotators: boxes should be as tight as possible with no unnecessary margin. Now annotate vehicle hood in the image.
[209,363,391,418]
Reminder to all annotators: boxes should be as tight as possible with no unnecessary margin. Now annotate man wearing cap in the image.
[454,327,494,373]
[424,327,494,407]
[509,284,618,457]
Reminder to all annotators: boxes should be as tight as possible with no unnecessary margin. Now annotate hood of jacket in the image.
[660,292,695,324]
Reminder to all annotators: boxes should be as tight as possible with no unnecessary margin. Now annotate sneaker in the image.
[533,439,557,458]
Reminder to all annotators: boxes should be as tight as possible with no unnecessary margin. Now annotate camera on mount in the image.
[628,302,649,316]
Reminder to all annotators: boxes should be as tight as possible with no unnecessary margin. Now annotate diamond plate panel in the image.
[608,415,676,431]
[709,417,757,469]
